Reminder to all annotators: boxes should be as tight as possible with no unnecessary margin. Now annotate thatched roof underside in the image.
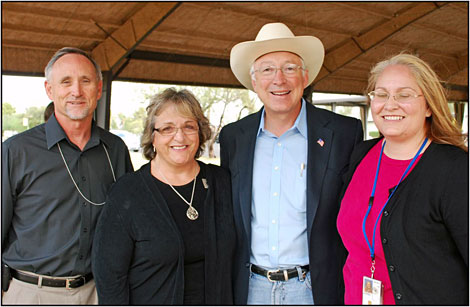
[2,2,468,101]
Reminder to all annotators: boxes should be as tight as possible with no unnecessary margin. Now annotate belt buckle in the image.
[65,276,84,290]
[266,270,277,282]
[65,278,73,290]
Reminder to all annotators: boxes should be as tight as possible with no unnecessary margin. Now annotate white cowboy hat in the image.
[230,22,325,91]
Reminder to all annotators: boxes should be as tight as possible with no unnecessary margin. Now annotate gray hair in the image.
[44,47,102,81]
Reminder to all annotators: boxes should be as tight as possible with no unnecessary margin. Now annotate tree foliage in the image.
[2,103,46,138]
[24,106,45,128]
[191,86,256,157]
[2,102,16,116]
[110,85,258,158]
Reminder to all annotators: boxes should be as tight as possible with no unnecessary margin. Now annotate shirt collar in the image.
[45,114,104,150]
[257,98,308,139]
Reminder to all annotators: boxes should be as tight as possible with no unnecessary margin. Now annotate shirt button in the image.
[274,166,279,171]
[395,293,402,300]
[277,142,282,147]
[383,210,389,216]
[272,219,276,224]
[273,192,278,197]
[82,176,86,181]
[83,228,88,233]
[271,246,276,251]
[389,265,395,272]
[79,255,84,260]
[382,238,388,244]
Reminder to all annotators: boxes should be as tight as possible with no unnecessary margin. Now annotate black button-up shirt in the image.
[2,114,133,276]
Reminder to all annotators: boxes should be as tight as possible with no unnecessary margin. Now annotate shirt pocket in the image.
[292,170,307,213]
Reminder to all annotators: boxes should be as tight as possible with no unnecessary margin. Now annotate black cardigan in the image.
[92,162,236,305]
[340,139,468,305]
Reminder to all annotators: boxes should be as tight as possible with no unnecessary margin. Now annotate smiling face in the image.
[153,104,199,169]
[251,51,309,120]
[45,53,102,123]
[371,64,431,143]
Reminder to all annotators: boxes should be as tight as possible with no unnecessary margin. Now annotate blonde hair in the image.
[366,53,467,152]
[141,88,212,160]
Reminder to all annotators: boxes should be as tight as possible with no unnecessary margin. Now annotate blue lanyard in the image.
[362,138,428,261]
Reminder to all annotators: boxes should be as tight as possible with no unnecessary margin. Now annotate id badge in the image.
[362,276,383,305]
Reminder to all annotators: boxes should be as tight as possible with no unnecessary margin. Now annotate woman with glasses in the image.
[337,53,468,305]
[92,88,236,305]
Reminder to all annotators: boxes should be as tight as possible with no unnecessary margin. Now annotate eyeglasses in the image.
[368,90,423,104]
[252,63,304,79]
[153,123,199,136]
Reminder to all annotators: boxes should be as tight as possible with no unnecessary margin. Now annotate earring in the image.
[153,146,156,153]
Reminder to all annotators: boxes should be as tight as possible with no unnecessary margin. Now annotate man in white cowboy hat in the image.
[219,23,363,305]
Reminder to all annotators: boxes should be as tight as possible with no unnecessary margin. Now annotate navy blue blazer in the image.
[219,102,363,305]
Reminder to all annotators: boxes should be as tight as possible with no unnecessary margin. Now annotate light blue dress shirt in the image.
[250,99,309,269]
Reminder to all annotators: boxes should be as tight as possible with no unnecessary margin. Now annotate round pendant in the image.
[186,206,199,220]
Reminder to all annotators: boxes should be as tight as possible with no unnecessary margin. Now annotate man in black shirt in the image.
[1,47,134,304]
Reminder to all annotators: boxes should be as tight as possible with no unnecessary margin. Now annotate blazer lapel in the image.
[237,110,262,242]
[305,104,333,236]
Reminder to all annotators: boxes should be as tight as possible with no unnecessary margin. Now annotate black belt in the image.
[11,269,93,289]
[251,264,309,282]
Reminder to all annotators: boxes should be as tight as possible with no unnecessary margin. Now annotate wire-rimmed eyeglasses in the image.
[153,123,199,136]
[252,63,304,79]
[368,90,423,104]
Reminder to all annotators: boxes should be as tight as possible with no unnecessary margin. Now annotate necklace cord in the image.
[156,166,197,207]
[362,138,428,260]
[57,142,116,206]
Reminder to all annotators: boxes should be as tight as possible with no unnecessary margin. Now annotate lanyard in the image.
[362,138,428,265]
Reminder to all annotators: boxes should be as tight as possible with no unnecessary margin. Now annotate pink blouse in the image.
[337,141,422,305]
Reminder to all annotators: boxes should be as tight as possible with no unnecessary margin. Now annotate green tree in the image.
[24,106,45,128]
[2,102,16,116]
[117,107,147,135]
[194,87,255,157]
[2,102,23,138]
[236,90,257,121]
[110,117,119,130]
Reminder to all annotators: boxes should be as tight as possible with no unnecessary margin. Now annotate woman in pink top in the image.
[337,54,468,305]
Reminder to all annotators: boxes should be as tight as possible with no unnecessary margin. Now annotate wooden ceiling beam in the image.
[354,2,439,50]
[319,2,443,78]
[2,23,105,41]
[138,41,229,59]
[2,3,120,29]
[91,2,181,71]
[129,50,229,68]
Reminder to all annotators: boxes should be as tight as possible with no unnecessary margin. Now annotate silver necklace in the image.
[157,167,198,220]
[57,142,116,206]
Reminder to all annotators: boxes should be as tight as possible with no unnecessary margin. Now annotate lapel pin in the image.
[202,178,209,189]
[317,138,325,147]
